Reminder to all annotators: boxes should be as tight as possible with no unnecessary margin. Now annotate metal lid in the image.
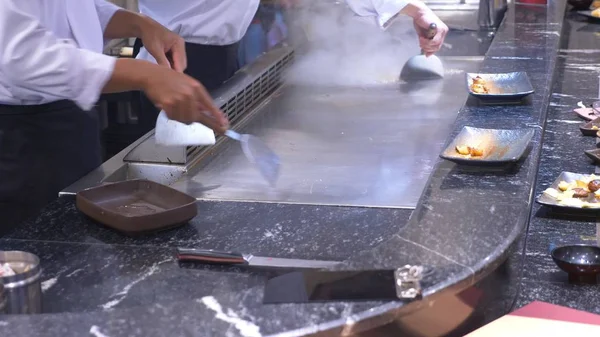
[0,251,42,289]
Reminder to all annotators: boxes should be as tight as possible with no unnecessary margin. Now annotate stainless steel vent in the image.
[185,49,295,163]
[119,45,295,166]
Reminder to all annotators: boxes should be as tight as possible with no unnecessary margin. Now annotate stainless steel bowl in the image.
[0,251,43,314]
[0,283,7,314]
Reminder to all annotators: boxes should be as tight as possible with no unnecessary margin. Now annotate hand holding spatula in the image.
[400,23,445,81]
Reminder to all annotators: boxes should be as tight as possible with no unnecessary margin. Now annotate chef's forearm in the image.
[399,0,430,19]
[102,58,153,93]
[102,9,155,39]
[346,0,431,28]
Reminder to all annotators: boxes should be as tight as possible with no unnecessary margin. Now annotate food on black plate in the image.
[543,174,600,208]
[589,180,600,192]
[455,145,483,157]
[470,76,490,94]
[572,188,590,198]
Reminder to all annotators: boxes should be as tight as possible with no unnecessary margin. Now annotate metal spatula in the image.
[400,23,445,81]
[225,130,281,186]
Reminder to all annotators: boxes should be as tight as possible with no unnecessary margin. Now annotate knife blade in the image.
[176,248,341,269]
[263,266,426,304]
[263,269,398,304]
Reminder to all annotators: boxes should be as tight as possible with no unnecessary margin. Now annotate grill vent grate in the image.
[185,51,294,162]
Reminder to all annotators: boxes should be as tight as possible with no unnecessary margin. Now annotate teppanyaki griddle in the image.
[76,179,197,235]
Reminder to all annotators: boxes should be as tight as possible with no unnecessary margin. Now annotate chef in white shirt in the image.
[134,0,448,131]
[0,0,228,235]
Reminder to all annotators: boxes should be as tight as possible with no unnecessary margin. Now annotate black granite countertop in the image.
[0,1,579,336]
[513,10,600,313]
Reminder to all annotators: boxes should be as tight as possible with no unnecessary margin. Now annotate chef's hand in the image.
[411,8,448,57]
[143,67,229,133]
[139,17,187,73]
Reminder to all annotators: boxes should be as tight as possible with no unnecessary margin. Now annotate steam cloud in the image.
[285,0,421,87]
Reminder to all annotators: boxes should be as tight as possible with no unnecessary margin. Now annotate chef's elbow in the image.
[1,44,72,93]
[1,47,116,111]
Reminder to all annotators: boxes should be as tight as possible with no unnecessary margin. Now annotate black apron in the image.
[0,101,102,236]
[133,39,240,133]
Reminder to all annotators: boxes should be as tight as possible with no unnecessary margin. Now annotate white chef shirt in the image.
[138,0,261,46]
[0,0,120,110]
[137,0,411,47]
[346,0,411,29]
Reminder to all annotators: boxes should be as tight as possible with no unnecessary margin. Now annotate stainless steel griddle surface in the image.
[172,57,482,208]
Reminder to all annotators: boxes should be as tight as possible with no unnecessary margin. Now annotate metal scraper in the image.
[225,129,281,187]
[262,266,427,304]
[400,23,445,81]
[154,111,280,186]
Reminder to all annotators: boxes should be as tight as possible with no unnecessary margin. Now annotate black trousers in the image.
[0,101,102,236]
[133,39,240,132]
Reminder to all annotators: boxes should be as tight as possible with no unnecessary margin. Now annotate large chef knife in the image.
[262,265,425,304]
[176,248,340,269]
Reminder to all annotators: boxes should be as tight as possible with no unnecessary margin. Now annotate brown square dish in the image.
[76,179,197,235]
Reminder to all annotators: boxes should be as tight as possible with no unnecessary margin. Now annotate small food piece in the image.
[543,188,560,199]
[469,147,483,156]
[572,188,589,198]
[456,145,470,155]
[559,189,576,200]
[589,180,600,192]
[592,7,600,18]
[592,0,600,9]
[557,181,570,191]
[593,126,599,130]
[575,180,589,189]
[472,76,486,85]
[560,197,585,208]
[470,76,490,94]
[455,145,484,157]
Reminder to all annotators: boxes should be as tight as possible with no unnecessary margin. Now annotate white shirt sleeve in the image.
[94,0,122,33]
[345,0,412,29]
[0,0,116,111]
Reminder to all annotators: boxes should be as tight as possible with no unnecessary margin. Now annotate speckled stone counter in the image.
[513,11,600,313]
[0,1,576,336]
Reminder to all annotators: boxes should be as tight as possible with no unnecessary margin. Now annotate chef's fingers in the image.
[152,48,172,70]
[170,39,187,73]
[193,110,227,134]
[419,37,441,53]
[193,85,229,133]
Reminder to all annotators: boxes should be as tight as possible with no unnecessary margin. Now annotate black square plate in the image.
[440,126,535,165]
[577,10,600,21]
[536,172,600,212]
[466,72,534,102]
[585,149,600,164]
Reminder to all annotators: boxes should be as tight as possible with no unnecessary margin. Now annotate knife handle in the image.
[176,248,248,265]
[426,23,437,40]
[420,23,437,55]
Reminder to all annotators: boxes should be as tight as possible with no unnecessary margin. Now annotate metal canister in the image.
[0,251,43,314]
[0,283,7,314]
